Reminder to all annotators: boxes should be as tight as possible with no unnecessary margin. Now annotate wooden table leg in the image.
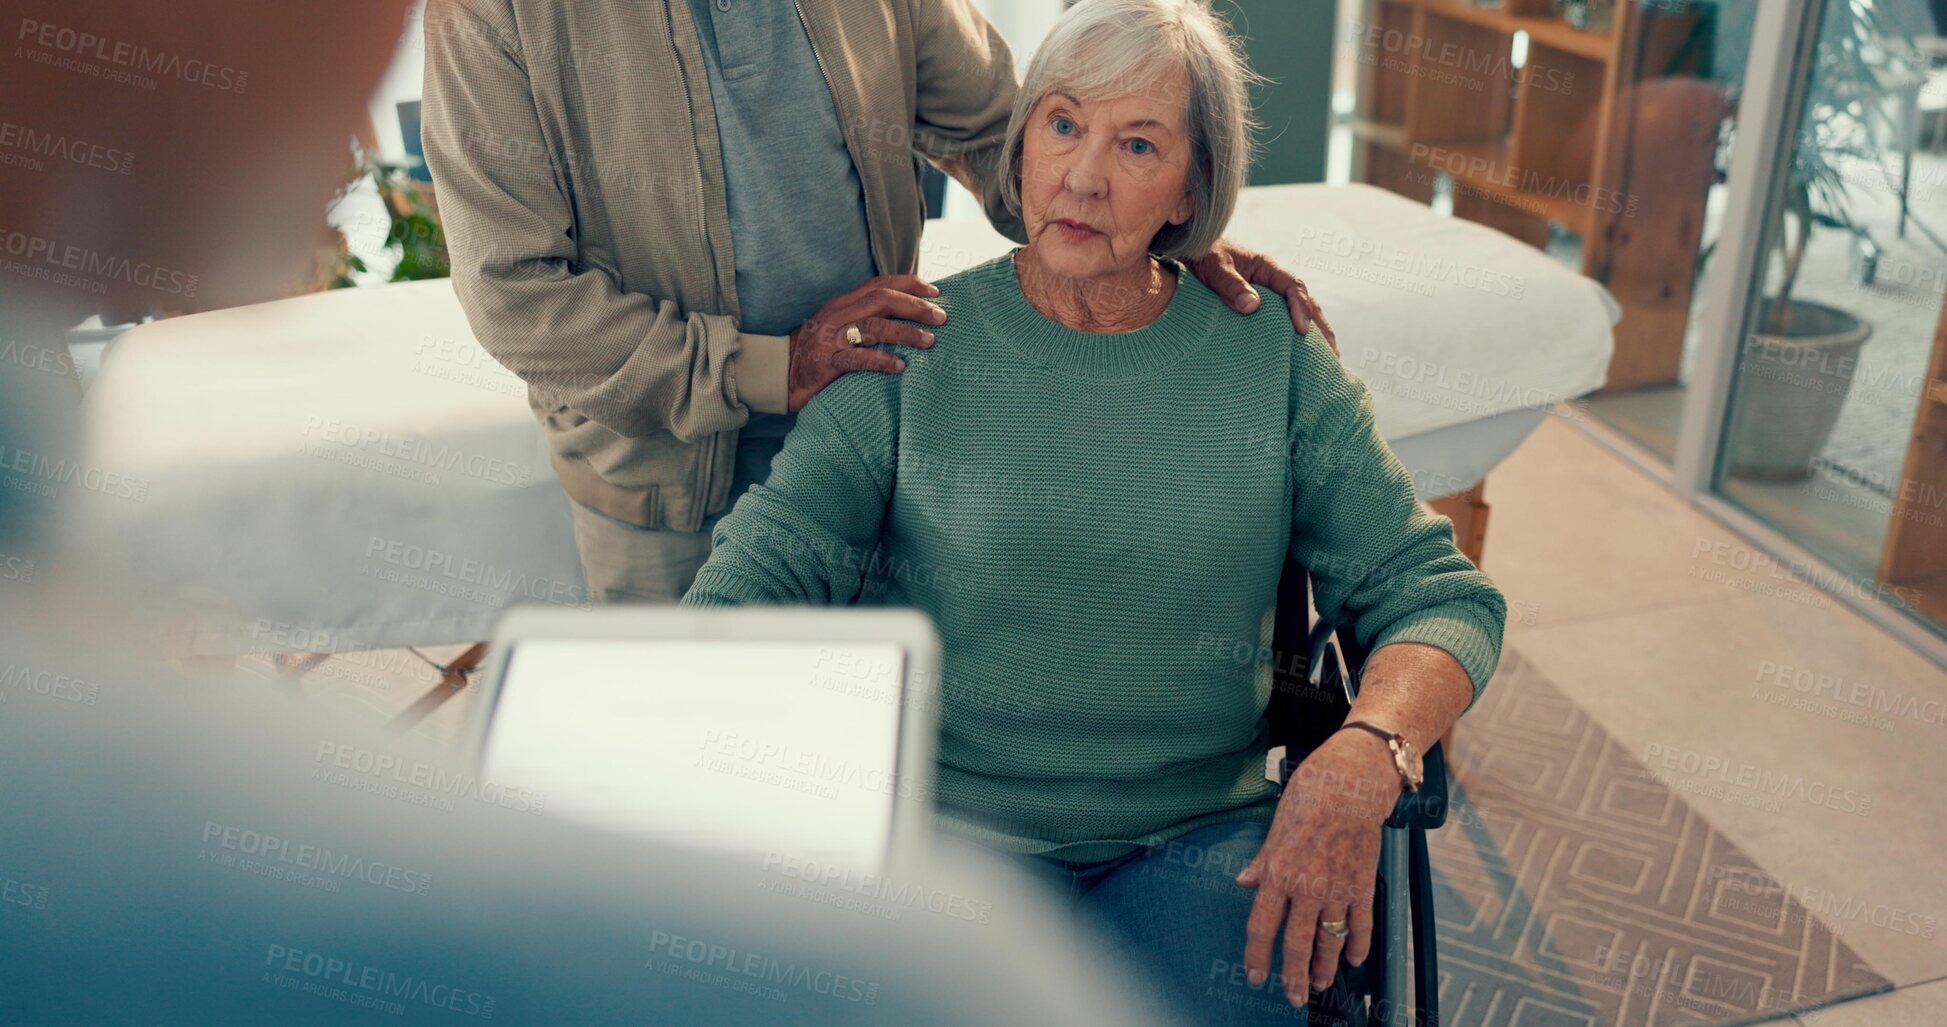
[273,652,331,679]
[385,642,489,735]
[1429,479,1492,754]
[1430,480,1491,568]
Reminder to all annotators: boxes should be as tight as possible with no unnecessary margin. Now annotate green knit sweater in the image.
[683,253,1505,862]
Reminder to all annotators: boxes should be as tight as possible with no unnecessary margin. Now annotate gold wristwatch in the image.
[1342,720,1424,793]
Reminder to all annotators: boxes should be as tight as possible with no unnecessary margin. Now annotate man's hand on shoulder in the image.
[786,275,946,412]
[1191,239,1338,355]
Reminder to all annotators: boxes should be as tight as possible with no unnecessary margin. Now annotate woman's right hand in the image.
[1235,728,1397,1007]
[787,275,947,412]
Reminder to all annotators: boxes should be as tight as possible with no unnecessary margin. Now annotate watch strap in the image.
[1342,720,1415,793]
[1341,720,1398,749]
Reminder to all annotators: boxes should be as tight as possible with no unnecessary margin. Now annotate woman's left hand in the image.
[1234,728,1399,1007]
[1191,239,1338,354]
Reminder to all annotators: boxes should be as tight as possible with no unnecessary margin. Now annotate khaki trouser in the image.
[567,430,789,603]
[569,503,716,603]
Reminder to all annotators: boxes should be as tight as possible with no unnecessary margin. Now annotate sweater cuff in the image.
[678,569,745,608]
[1372,603,1504,706]
[733,332,791,415]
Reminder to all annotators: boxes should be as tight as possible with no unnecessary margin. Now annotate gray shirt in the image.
[685,0,877,418]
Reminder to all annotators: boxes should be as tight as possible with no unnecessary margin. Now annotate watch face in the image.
[1399,739,1425,788]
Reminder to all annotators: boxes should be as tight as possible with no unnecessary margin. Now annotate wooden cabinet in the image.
[1878,297,1947,626]
[1349,0,1724,391]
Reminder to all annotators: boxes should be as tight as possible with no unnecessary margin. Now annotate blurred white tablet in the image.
[466,607,940,876]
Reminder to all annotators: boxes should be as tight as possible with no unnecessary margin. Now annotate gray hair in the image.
[998,0,1260,261]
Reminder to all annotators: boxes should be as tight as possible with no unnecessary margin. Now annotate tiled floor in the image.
[1484,414,1947,1023]
[279,410,1946,1025]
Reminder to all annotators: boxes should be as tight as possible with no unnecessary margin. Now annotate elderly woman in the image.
[683,0,1504,1020]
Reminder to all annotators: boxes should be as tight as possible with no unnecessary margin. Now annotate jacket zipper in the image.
[662,0,723,312]
[792,0,884,274]
[663,0,725,524]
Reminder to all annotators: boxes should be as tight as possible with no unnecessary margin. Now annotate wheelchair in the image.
[1267,555,1447,1027]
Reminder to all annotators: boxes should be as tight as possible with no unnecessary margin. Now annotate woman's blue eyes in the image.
[1049,116,1156,157]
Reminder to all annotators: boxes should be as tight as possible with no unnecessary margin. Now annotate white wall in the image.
[366,1,428,163]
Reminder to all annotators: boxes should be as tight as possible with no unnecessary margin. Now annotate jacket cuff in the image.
[1372,603,1504,708]
[733,332,792,415]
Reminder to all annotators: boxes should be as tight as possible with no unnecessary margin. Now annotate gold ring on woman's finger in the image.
[845,324,863,346]
[1319,919,1350,939]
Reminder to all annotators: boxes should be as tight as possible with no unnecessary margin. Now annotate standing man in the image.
[423,0,1334,603]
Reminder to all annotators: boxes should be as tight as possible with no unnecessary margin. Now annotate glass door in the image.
[1707,0,1947,641]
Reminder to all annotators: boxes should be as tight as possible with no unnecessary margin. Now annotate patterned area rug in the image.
[1430,651,1892,1025]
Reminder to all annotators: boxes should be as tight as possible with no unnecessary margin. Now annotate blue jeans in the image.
[1012,819,1307,1026]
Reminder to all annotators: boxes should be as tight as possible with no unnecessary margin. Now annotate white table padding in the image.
[75,184,1614,654]
[73,279,587,655]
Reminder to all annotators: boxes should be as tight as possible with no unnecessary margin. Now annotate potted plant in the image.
[1718,0,1920,479]
[316,151,450,291]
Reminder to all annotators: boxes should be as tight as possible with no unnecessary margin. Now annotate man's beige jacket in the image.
[423,0,1024,531]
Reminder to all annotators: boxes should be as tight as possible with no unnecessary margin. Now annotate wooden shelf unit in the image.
[1420,0,1615,60]
[1351,0,1721,391]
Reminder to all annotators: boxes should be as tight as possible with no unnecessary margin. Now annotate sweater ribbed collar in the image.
[965,249,1220,378]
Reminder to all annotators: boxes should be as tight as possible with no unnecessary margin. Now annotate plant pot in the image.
[1724,299,1871,481]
